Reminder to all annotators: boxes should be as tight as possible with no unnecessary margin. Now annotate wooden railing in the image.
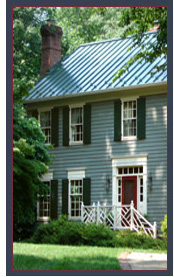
[81,201,157,238]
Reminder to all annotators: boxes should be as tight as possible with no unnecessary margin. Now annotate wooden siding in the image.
[50,93,167,230]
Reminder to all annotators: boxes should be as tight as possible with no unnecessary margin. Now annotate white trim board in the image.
[112,155,147,215]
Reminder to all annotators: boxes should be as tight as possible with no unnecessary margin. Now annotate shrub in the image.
[113,230,167,250]
[81,223,115,247]
[32,215,84,245]
[31,217,167,250]
[32,216,115,247]
[161,215,167,238]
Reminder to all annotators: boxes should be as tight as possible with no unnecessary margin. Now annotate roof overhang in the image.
[25,81,167,108]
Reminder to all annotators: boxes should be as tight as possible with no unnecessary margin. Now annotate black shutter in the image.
[63,106,69,146]
[114,100,121,141]
[83,178,91,205]
[50,180,58,219]
[51,108,59,147]
[62,179,69,215]
[137,98,146,139]
[83,104,91,144]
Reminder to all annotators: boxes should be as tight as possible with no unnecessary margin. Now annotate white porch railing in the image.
[81,201,157,239]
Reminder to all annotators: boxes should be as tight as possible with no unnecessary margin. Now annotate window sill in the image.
[37,217,50,222]
[69,141,83,146]
[121,136,137,141]
[68,217,81,221]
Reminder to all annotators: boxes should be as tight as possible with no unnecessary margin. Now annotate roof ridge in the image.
[79,31,158,47]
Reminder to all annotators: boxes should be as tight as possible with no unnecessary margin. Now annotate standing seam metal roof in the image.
[26,31,167,101]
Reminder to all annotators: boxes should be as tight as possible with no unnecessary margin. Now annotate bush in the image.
[31,216,167,250]
[32,215,115,247]
[161,215,167,238]
[81,223,115,247]
[113,230,167,250]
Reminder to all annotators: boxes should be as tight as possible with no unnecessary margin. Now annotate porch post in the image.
[130,200,134,231]
[153,221,157,239]
[81,202,84,222]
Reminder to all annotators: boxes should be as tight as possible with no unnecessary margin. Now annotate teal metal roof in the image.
[26,32,167,101]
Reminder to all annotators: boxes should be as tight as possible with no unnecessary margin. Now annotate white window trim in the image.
[69,105,84,145]
[121,97,138,141]
[37,171,53,222]
[112,155,147,214]
[38,110,51,145]
[67,170,85,220]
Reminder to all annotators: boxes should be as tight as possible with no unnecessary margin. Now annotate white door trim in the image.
[112,155,147,214]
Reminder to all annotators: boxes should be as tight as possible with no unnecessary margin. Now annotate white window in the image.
[69,180,83,218]
[70,107,83,143]
[39,111,51,144]
[37,181,50,221]
[68,169,85,219]
[122,100,137,139]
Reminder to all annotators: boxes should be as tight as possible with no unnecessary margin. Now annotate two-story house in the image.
[25,22,167,232]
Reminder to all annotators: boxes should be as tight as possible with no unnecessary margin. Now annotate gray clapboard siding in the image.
[50,93,167,229]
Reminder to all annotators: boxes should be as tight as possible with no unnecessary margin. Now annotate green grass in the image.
[13,243,167,271]
[13,243,122,270]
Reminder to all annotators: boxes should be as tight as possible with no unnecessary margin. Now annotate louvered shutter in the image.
[63,106,69,146]
[83,178,91,205]
[114,100,121,141]
[83,104,91,144]
[62,179,69,214]
[51,108,59,147]
[50,180,58,219]
[137,98,146,139]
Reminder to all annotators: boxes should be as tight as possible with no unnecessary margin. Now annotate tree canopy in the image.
[113,7,167,81]
[13,7,55,240]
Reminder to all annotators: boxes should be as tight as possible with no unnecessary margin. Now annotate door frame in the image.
[122,176,137,208]
[112,155,147,214]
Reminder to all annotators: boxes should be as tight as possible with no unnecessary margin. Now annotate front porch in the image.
[81,201,157,239]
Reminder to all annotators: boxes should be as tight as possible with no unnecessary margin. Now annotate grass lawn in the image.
[13,243,167,271]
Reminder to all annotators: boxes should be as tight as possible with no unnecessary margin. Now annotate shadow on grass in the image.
[13,254,122,271]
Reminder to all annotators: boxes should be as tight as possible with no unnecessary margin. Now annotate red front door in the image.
[122,176,137,208]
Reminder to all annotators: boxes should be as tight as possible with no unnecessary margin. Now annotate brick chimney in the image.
[40,21,63,75]
[149,24,159,32]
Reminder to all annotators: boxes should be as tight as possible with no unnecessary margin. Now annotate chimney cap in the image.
[40,21,63,37]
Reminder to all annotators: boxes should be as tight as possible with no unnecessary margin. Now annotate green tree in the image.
[13,105,51,240]
[113,7,167,81]
[13,7,55,240]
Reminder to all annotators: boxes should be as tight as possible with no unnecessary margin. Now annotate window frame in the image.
[121,98,138,141]
[37,180,51,222]
[67,169,85,220]
[69,178,83,220]
[38,109,51,145]
[69,105,83,145]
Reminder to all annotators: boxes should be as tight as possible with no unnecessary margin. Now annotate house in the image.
[24,21,167,233]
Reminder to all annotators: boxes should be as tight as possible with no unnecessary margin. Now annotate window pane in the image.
[118,168,122,175]
[124,168,127,174]
[40,111,50,127]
